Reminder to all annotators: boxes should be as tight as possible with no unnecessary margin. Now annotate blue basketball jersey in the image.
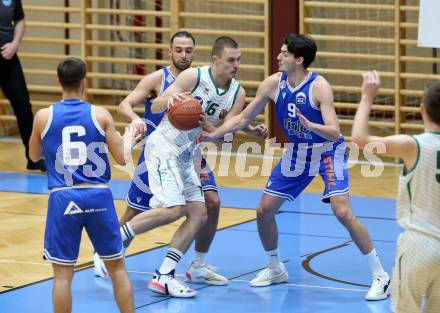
[265,71,349,203]
[274,71,328,144]
[41,99,110,189]
[143,66,175,135]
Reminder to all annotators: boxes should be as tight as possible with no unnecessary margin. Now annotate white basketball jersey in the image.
[397,132,440,240]
[147,66,240,161]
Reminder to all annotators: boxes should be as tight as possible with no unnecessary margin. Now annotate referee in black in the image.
[0,0,45,171]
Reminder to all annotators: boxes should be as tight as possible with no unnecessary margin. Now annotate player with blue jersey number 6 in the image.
[28,57,136,313]
[198,34,390,300]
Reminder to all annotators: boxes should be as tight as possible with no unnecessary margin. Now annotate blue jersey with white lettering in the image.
[143,66,175,135]
[274,71,328,144]
[266,71,349,203]
[41,99,111,189]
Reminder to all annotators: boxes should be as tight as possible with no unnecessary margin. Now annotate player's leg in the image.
[328,194,373,253]
[94,156,151,278]
[249,145,342,288]
[121,205,185,242]
[391,232,423,313]
[320,141,389,300]
[249,192,288,287]
[119,156,187,245]
[169,201,208,257]
[328,194,390,300]
[85,188,134,311]
[149,200,207,298]
[44,190,83,313]
[119,205,141,225]
[129,158,205,297]
[0,55,39,170]
[187,162,228,285]
[393,231,440,313]
[94,203,143,279]
[424,272,440,313]
[250,160,312,287]
[52,264,74,313]
[193,189,220,255]
[104,258,134,313]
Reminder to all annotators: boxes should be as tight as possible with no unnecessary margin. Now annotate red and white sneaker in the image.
[148,270,197,298]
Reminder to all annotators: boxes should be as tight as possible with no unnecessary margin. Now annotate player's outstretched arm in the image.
[29,108,49,162]
[243,123,269,138]
[151,68,198,113]
[351,71,417,168]
[117,70,162,136]
[222,86,268,138]
[199,74,278,142]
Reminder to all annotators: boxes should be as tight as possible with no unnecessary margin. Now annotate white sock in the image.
[266,248,282,272]
[193,251,207,265]
[366,249,387,278]
[159,247,183,274]
[120,223,135,244]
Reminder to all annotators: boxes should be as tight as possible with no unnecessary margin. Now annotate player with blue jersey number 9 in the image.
[198,34,390,301]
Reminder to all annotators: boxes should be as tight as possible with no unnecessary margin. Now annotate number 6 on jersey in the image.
[62,126,87,166]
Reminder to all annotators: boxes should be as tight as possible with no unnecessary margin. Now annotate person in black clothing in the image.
[0,0,45,171]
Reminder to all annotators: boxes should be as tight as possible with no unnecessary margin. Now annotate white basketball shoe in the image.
[250,263,288,287]
[365,273,391,301]
[185,261,228,285]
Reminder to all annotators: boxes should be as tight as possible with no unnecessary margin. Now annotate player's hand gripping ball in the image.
[167,95,203,131]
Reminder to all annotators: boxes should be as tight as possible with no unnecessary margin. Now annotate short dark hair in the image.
[423,80,440,125]
[211,36,239,57]
[170,31,195,46]
[57,57,86,90]
[283,34,317,69]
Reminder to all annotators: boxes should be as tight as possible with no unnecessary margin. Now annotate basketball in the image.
[167,95,202,131]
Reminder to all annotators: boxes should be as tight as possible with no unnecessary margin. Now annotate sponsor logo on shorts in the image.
[323,156,336,187]
[64,201,83,215]
[63,201,107,215]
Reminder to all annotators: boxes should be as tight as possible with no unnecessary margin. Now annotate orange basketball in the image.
[167,95,202,131]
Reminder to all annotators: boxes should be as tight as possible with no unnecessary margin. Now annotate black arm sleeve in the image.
[14,0,25,21]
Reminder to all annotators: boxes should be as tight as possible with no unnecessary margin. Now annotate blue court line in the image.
[0,171,397,218]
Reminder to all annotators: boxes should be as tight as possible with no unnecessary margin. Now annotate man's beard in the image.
[173,59,191,71]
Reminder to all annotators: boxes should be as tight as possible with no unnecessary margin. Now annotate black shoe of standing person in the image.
[27,160,46,172]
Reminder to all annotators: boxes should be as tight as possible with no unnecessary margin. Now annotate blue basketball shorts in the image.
[264,139,349,203]
[126,151,217,211]
[43,187,123,265]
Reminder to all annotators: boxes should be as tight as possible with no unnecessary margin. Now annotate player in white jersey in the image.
[119,36,267,297]
[92,32,230,285]
[352,71,440,313]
